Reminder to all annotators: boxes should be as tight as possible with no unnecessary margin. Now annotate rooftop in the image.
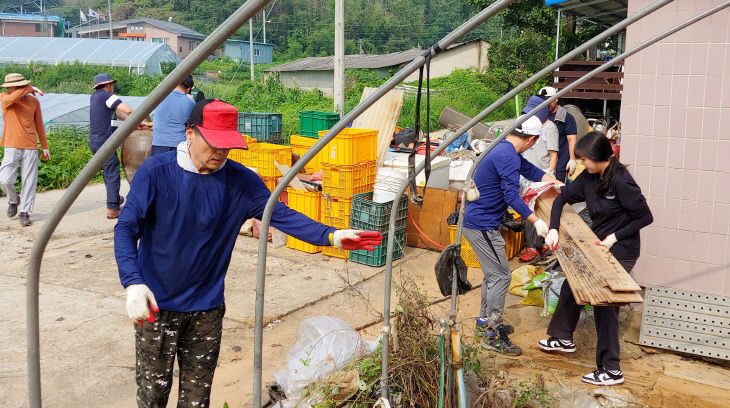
[0,12,62,22]
[546,0,628,26]
[267,49,424,72]
[68,17,206,40]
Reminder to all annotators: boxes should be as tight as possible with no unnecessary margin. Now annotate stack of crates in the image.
[348,192,408,267]
[286,188,322,253]
[238,112,284,145]
[319,128,378,259]
[227,141,292,192]
[290,135,322,173]
[227,134,257,166]
[447,210,524,267]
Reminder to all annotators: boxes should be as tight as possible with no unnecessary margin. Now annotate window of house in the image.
[151,38,169,45]
[179,46,183,52]
[189,41,199,51]
[35,24,41,32]
[253,48,260,57]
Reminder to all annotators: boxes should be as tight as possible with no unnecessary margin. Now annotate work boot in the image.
[19,212,31,227]
[519,247,539,263]
[475,320,513,338]
[482,325,522,356]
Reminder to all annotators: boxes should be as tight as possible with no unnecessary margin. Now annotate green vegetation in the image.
[512,373,554,408]
[0,126,104,197]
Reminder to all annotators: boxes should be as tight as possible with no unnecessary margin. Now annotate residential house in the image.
[224,40,274,64]
[0,13,63,37]
[68,17,205,59]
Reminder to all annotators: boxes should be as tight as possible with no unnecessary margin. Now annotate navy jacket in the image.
[114,153,335,312]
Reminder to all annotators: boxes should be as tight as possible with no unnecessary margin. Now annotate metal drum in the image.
[121,129,152,183]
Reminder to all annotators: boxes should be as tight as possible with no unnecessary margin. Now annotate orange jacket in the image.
[1,85,48,150]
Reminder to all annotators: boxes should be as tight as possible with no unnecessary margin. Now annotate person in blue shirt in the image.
[151,75,195,155]
[463,117,560,356]
[90,73,151,219]
[115,99,382,408]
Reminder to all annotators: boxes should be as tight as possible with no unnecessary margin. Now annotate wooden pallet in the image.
[535,189,643,305]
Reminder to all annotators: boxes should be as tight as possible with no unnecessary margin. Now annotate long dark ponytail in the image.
[575,131,625,195]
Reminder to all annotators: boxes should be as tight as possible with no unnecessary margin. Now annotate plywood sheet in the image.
[352,87,404,167]
[405,188,458,251]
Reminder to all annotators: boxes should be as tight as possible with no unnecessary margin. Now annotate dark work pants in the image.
[151,145,177,155]
[135,303,225,408]
[89,145,122,210]
[546,260,636,371]
[523,220,544,249]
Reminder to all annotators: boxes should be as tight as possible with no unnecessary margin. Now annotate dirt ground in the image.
[1,183,730,407]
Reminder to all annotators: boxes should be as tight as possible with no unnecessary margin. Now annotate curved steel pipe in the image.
[251,1,518,404]
[375,4,678,394]
[25,1,272,406]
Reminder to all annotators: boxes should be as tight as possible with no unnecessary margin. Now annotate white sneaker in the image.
[581,367,624,386]
[537,336,576,353]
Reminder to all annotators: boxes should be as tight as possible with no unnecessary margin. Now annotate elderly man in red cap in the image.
[0,73,50,226]
[115,98,383,407]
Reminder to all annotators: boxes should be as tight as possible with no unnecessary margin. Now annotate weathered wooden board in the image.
[535,188,643,305]
[352,87,404,167]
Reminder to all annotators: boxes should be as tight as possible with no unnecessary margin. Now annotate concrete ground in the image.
[2,183,730,407]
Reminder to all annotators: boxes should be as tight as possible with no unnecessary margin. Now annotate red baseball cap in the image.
[185,99,247,149]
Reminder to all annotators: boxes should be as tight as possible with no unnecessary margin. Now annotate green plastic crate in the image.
[238,112,283,143]
[349,192,408,234]
[349,229,406,267]
[299,111,340,138]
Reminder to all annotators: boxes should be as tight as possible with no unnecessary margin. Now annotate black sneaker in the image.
[475,321,513,338]
[538,336,576,353]
[582,367,624,386]
[7,202,18,218]
[482,325,522,356]
[19,212,31,227]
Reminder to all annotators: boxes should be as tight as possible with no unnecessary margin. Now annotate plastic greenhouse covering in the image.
[0,37,180,75]
[0,93,147,132]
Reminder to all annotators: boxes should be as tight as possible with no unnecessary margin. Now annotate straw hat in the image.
[1,73,31,88]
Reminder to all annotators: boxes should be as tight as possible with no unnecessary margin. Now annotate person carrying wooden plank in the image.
[463,116,560,356]
[538,131,653,386]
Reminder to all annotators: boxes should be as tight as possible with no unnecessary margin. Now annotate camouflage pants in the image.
[135,303,225,408]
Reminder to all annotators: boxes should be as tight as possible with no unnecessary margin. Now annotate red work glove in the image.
[40,149,50,160]
[332,230,383,250]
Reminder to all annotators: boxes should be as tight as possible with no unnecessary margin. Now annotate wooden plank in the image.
[534,189,643,305]
[352,87,404,167]
[556,91,623,100]
[555,71,624,79]
[554,83,623,91]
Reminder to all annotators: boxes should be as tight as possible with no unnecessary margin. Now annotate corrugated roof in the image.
[68,17,206,40]
[547,0,627,26]
[0,13,62,22]
[0,37,180,75]
[267,49,424,72]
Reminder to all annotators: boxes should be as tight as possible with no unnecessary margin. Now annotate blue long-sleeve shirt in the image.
[464,139,545,231]
[114,152,336,312]
[152,90,195,147]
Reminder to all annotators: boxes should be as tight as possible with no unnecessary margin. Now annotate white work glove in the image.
[41,149,50,160]
[545,229,559,250]
[566,159,577,176]
[331,229,383,250]
[596,233,617,249]
[125,284,159,324]
[533,219,549,238]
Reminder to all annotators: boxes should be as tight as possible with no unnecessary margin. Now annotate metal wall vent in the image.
[639,286,730,360]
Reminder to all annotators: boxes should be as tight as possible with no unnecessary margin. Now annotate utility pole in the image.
[262,9,266,44]
[333,0,344,114]
[359,38,363,54]
[40,0,48,37]
[249,19,255,81]
[108,0,113,39]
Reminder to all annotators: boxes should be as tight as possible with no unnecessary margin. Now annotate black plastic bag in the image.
[434,243,472,297]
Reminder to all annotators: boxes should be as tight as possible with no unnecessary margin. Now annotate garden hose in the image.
[451,324,468,408]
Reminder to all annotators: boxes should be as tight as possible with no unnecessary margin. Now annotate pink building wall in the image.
[620,0,730,295]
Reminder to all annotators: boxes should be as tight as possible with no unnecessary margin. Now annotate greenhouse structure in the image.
[0,93,147,133]
[0,37,180,75]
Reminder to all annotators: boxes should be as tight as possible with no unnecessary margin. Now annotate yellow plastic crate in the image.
[287,188,321,219]
[322,161,376,198]
[320,196,353,229]
[317,128,377,165]
[250,143,292,178]
[287,236,320,253]
[242,134,257,144]
[228,145,255,167]
[448,225,524,267]
[290,134,322,173]
[261,176,277,192]
[322,245,348,258]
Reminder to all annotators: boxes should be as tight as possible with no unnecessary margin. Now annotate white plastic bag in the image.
[275,316,377,403]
